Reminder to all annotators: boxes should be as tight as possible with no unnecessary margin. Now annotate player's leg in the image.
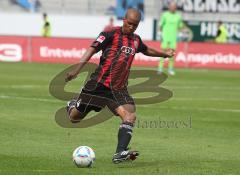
[158,58,165,74]
[112,104,139,163]
[106,87,138,162]
[158,41,168,74]
[104,88,139,163]
[115,104,136,153]
[167,41,177,75]
[67,92,105,123]
[168,57,175,75]
[66,99,88,123]
[67,79,107,123]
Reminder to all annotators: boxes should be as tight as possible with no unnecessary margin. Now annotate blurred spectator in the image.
[106,5,116,15]
[31,0,41,12]
[10,0,18,5]
[215,21,228,43]
[104,17,114,31]
[42,13,51,37]
[10,0,41,12]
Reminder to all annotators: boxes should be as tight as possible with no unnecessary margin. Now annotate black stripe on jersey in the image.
[112,35,133,88]
[101,31,123,87]
[93,30,115,83]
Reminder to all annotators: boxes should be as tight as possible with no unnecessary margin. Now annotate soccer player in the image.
[65,8,175,164]
[158,2,183,75]
[215,21,228,43]
[104,17,114,31]
[42,13,51,37]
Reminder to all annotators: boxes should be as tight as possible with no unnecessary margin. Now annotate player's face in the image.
[123,17,140,34]
[169,3,177,12]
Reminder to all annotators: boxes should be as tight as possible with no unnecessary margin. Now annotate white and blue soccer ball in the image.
[72,146,95,168]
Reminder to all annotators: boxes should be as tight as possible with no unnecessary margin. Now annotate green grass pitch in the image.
[0,62,239,175]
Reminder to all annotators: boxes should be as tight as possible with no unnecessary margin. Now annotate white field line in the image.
[1,95,239,103]
[164,86,240,90]
[0,85,48,89]
[141,105,240,113]
[32,170,57,173]
[1,95,239,113]
[0,95,60,103]
[172,97,240,101]
[1,85,240,90]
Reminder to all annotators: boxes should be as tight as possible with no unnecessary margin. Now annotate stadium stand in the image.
[0,0,239,23]
[0,0,158,17]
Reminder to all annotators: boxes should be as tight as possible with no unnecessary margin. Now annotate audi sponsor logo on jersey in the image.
[0,44,22,62]
[121,46,135,55]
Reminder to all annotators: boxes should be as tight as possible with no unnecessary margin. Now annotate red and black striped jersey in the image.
[90,26,147,90]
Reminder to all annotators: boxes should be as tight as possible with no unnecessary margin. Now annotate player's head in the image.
[169,2,177,13]
[43,13,47,20]
[123,8,141,35]
[218,21,222,27]
[109,17,114,24]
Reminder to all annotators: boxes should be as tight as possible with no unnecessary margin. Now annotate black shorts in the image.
[76,79,135,116]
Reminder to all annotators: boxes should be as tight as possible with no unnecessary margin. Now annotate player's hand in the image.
[65,71,78,82]
[165,49,175,57]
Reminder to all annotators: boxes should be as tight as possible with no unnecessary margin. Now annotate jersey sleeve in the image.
[159,13,166,29]
[91,31,113,52]
[137,36,148,53]
[178,13,183,29]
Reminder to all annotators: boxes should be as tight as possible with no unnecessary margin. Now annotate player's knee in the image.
[69,114,81,123]
[69,108,84,123]
[124,113,136,124]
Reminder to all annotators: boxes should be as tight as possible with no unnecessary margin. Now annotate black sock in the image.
[116,122,133,153]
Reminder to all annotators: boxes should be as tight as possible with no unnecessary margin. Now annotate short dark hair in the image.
[125,8,141,21]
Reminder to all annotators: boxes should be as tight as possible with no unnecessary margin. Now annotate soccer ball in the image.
[72,146,95,168]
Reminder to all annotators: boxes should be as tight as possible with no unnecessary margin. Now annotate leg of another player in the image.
[158,58,165,74]
[168,56,175,75]
[168,42,176,75]
[158,42,168,74]
[160,47,176,76]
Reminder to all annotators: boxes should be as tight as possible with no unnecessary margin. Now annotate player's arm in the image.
[158,13,165,31]
[178,14,186,31]
[65,47,96,82]
[65,30,113,82]
[216,28,221,37]
[143,47,175,58]
[137,36,175,58]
